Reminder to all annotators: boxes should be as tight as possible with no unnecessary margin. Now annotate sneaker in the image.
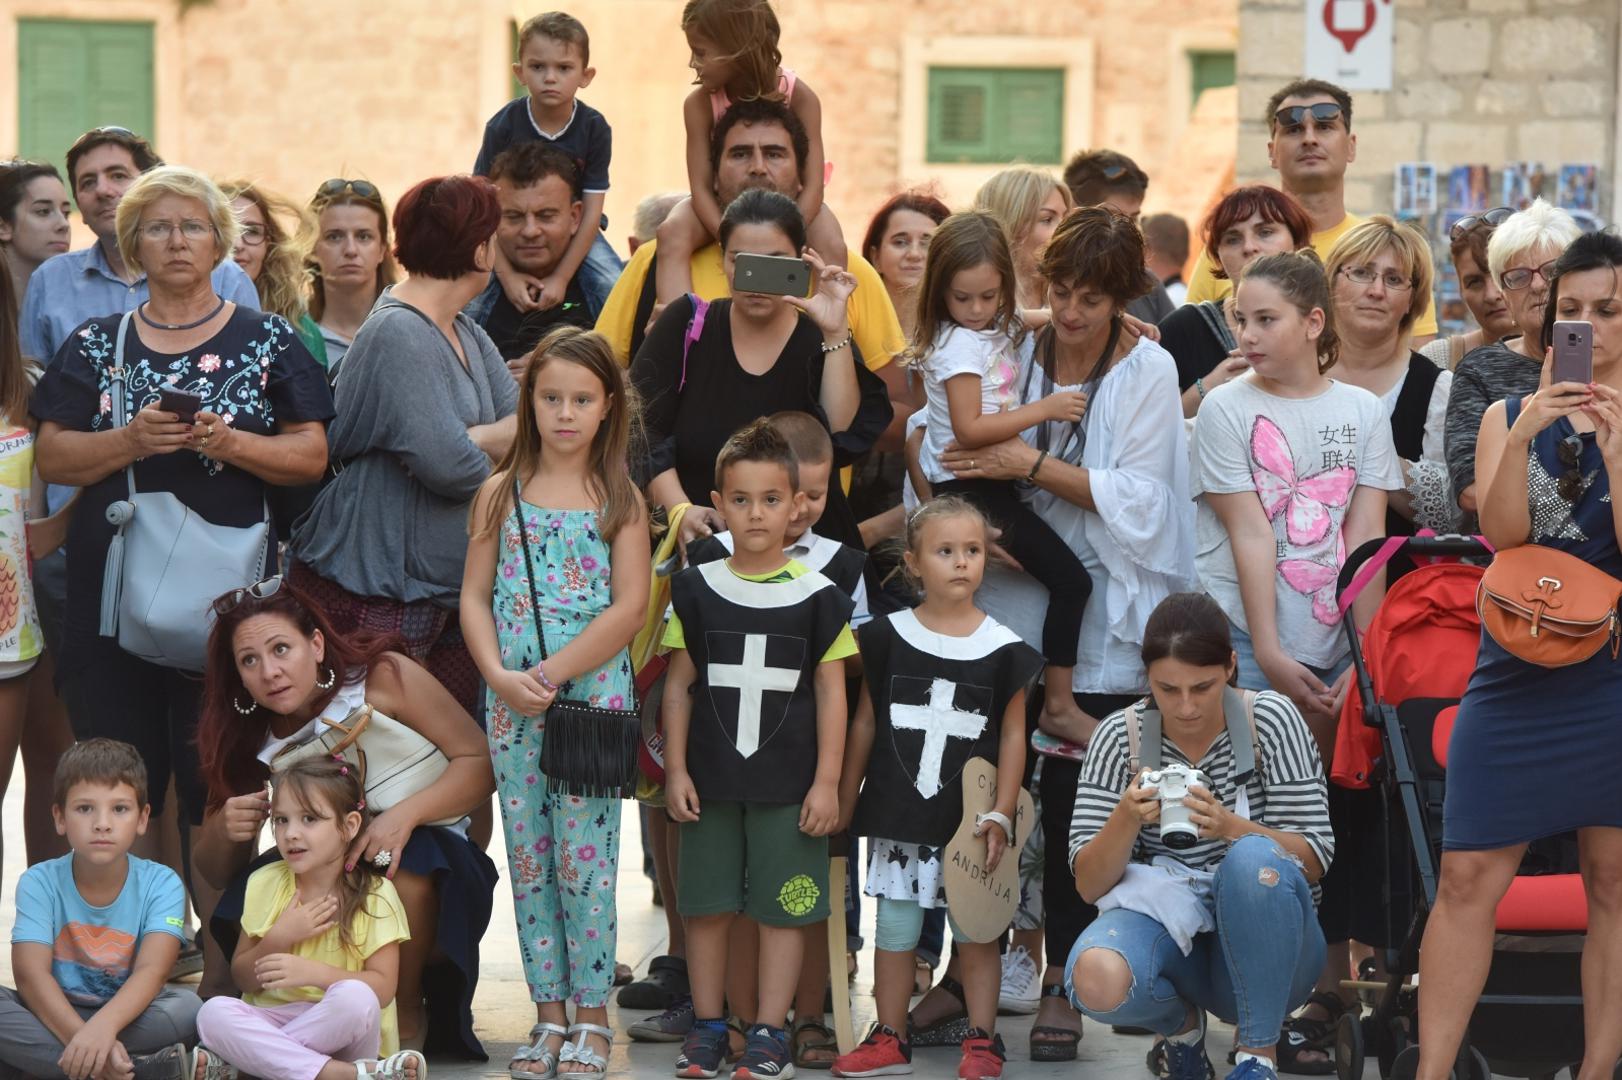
[131,1042,188,1080]
[633,996,696,1042]
[955,1030,1005,1080]
[1160,1037,1215,1080]
[832,1026,912,1078]
[996,947,1040,1015]
[168,942,204,982]
[1224,1058,1279,1080]
[676,1020,731,1079]
[733,1024,795,1080]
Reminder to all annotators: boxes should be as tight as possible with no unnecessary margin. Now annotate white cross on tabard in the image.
[891,677,987,798]
[709,634,802,758]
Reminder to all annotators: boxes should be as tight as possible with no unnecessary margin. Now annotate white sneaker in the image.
[997,945,1041,1014]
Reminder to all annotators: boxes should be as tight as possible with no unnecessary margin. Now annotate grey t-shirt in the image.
[292,291,519,605]
[1444,340,1542,505]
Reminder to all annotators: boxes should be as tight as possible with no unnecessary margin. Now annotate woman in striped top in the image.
[1064,593,1334,1080]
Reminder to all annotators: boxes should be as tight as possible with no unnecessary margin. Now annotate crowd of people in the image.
[2,5,1621,1080]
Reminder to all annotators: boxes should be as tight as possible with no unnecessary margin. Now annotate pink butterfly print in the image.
[1279,533,1348,627]
[1250,415,1357,546]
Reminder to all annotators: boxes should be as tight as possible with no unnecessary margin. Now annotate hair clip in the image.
[338,765,349,776]
[356,799,366,810]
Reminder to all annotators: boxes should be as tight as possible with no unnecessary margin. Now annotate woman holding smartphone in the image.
[1412,232,1622,1080]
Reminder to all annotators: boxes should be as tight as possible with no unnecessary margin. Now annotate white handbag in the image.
[268,702,460,826]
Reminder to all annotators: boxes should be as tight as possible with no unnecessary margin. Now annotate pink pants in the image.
[196,980,382,1080]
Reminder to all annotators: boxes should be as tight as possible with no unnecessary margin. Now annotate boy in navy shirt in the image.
[1,739,199,1080]
[474,11,623,317]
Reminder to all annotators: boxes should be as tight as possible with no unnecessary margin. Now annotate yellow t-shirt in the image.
[241,862,411,1054]
[1184,211,1438,338]
[595,241,903,374]
[662,558,858,662]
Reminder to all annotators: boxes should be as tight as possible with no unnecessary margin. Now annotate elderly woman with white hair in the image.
[1443,198,1582,516]
[30,164,333,961]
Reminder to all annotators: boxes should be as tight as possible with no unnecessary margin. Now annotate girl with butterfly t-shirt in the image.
[1190,251,1400,735]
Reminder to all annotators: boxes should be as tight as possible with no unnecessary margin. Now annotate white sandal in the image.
[356,1050,427,1080]
[558,1023,613,1080]
[509,1022,569,1080]
[188,1048,238,1080]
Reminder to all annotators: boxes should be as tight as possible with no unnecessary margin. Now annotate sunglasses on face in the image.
[212,575,285,616]
[1273,103,1344,131]
[315,178,380,201]
[1500,259,1558,291]
[1449,206,1513,241]
[1557,434,1587,503]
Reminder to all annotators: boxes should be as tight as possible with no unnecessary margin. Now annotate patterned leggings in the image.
[489,700,622,1006]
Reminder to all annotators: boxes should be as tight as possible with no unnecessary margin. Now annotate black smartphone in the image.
[157,386,203,423]
[733,253,811,297]
[1552,320,1594,385]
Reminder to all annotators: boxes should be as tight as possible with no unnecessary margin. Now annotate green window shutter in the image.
[18,19,154,176]
[1189,51,1235,110]
[510,20,524,100]
[927,67,1063,165]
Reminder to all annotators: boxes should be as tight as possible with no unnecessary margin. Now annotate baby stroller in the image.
[1330,535,1589,1080]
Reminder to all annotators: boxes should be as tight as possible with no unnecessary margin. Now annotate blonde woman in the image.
[973,167,1072,313]
[221,179,325,367]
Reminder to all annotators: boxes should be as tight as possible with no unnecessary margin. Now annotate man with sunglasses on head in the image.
[1062,148,1177,324]
[18,127,259,364]
[1183,79,1438,345]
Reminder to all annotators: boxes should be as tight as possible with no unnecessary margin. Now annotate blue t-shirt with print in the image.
[12,853,187,1005]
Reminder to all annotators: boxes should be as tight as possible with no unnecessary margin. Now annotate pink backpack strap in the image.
[678,295,709,393]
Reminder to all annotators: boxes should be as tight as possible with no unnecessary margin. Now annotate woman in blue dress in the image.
[1414,231,1622,1080]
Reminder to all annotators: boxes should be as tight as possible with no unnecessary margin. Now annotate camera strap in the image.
[1127,687,1260,818]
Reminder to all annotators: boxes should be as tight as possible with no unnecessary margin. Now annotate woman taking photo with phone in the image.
[1412,231,1622,1080]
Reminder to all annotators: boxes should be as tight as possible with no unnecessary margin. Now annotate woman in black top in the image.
[1158,186,1313,417]
[632,189,892,551]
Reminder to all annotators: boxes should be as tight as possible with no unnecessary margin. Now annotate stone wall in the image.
[1237,0,1619,221]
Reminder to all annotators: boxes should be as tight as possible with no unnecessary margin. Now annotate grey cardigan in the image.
[292,291,518,606]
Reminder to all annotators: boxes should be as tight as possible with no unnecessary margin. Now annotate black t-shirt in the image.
[473,97,612,195]
[1160,301,1233,391]
[30,307,335,672]
[479,276,594,360]
[629,296,893,549]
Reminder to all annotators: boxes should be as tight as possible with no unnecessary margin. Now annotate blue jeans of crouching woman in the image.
[1064,834,1325,1049]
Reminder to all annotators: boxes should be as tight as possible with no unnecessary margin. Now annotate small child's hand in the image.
[1043,390,1089,423]
[59,1015,118,1080]
[799,781,839,837]
[98,1041,133,1080]
[976,819,1010,873]
[498,669,553,717]
[666,772,701,822]
[270,893,339,946]
[499,270,546,313]
[535,271,570,311]
[255,952,321,992]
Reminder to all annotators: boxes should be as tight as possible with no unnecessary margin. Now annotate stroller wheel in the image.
[1378,1018,1412,1078]
[1334,1013,1365,1080]
[1388,1045,1487,1080]
[1462,1047,1490,1080]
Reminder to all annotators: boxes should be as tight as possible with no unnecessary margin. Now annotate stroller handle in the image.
[1335,534,1493,602]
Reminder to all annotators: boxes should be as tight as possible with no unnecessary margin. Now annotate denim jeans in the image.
[1228,623,1348,692]
[1064,835,1326,1049]
[577,232,624,316]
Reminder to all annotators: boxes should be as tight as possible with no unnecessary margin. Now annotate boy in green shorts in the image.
[663,419,856,1080]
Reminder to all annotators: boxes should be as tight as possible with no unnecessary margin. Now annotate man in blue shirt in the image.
[18,127,258,364]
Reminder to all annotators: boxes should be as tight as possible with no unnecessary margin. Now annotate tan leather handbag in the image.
[269,703,460,826]
[1477,544,1622,667]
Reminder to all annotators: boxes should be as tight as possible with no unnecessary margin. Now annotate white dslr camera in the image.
[1140,763,1211,851]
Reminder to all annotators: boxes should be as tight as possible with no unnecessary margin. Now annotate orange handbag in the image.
[1477,544,1622,667]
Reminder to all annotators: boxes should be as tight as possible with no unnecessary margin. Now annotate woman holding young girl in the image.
[1412,232,1622,1080]
[462,325,650,1080]
[194,580,498,1059]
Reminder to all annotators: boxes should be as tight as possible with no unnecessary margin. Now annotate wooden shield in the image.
[942,756,1036,943]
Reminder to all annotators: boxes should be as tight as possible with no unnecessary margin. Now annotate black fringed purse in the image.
[513,483,642,798]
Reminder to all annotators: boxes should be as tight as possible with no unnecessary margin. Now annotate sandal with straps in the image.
[188,1048,239,1080]
[356,1051,428,1080]
[908,974,972,1048]
[510,1022,570,1079]
[558,1022,614,1080]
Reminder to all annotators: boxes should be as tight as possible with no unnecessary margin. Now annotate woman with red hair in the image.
[191,575,496,1058]
[1158,186,1314,417]
[289,175,518,718]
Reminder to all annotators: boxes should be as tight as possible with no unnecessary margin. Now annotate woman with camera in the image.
[1066,592,1334,1080]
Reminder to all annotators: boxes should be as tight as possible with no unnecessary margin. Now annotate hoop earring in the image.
[316,666,336,691]
[233,696,258,715]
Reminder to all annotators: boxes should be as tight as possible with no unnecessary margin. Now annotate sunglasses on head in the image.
[67,125,140,153]
[1557,434,1587,503]
[1273,103,1344,130]
[212,575,285,616]
[1450,206,1513,241]
[315,178,380,201]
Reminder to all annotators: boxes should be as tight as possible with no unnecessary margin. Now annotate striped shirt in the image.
[1068,690,1335,901]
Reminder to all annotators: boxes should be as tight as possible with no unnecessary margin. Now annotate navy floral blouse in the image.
[31,307,334,670]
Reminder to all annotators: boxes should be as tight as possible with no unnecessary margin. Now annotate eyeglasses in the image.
[1557,435,1586,503]
[315,178,380,201]
[1500,259,1558,291]
[212,575,285,616]
[237,224,268,247]
[1339,265,1414,292]
[1449,206,1513,241]
[140,219,215,243]
[1273,103,1344,131]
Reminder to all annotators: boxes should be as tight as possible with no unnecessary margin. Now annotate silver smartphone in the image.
[1552,320,1594,385]
[732,253,811,297]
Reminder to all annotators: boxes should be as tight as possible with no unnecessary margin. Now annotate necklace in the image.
[138,296,226,331]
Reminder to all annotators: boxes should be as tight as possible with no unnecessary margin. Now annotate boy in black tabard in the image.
[662,420,856,1080]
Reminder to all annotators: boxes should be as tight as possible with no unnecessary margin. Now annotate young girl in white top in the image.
[908,210,1093,733]
[1191,250,1400,727]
